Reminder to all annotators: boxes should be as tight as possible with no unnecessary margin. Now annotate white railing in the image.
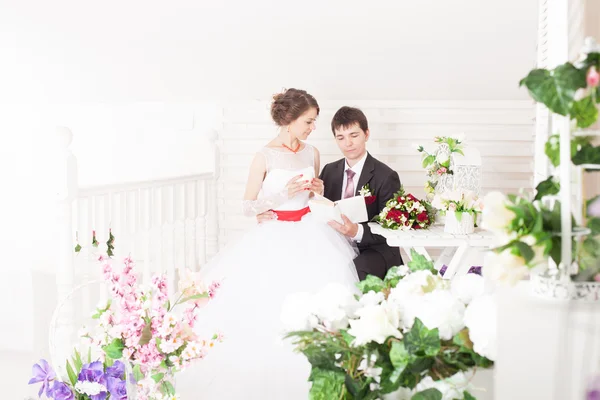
[53,126,219,362]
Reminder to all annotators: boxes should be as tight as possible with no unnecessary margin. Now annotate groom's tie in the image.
[344,169,355,199]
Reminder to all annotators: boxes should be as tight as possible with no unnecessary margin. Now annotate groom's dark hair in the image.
[331,106,369,136]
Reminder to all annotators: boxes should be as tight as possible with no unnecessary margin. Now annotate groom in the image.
[318,106,403,280]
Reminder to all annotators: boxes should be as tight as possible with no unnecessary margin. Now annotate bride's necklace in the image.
[281,141,301,153]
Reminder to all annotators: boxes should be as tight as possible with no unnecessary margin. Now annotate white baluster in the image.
[185,181,197,273]
[76,198,90,323]
[126,190,138,268]
[53,126,78,377]
[206,129,220,258]
[117,191,129,260]
[174,183,186,280]
[197,180,208,268]
[152,187,167,290]
[162,185,176,291]
[139,188,152,284]
[94,194,107,305]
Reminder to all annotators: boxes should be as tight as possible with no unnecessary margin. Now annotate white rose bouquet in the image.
[282,250,495,400]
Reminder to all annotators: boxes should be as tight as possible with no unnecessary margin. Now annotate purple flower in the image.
[90,392,108,400]
[28,359,56,397]
[587,375,600,400]
[78,361,105,384]
[105,361,125,379]
[78,361,108,400]
[438,265,482,277]
[589,197,600,218]
[468,266,483,275]
[107,377,128,400]
[49,381,74,400]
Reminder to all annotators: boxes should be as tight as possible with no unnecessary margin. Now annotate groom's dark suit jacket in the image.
[319,153,403,280]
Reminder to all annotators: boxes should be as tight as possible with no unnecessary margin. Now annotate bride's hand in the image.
[286,175,311,198]
[309,178,324,196]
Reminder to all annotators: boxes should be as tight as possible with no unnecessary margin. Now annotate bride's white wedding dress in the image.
[177,143,359,399]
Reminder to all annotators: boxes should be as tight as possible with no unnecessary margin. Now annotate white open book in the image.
[308,194,369,224]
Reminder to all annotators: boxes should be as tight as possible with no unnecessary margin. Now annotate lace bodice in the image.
[242,143,316,216]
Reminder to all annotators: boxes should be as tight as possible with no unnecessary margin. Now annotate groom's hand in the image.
[328,214,358,238]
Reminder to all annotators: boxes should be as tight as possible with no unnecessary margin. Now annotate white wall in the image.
[0,0,537,103]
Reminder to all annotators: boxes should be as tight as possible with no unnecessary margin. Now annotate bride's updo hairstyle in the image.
[270,88,320,126]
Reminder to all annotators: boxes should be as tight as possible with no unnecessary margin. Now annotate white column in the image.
[53,126,78,377]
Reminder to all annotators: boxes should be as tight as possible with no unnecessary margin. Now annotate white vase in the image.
[444,212,474,234]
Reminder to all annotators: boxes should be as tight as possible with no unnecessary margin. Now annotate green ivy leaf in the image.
[383,266,403,288]
[357,275,386,294]
[519,63,586,116]
[464,391,477,400]
[404,318,441,357]
[308,368,345,400]
[570,95,599,128]
[411,388,443,400]
[588,217,600,235]
[390,341,411,371]
[102,338,125,360]
[453,328,474,352]
[422,155,436,169]
[534,176,560,201]
[74,243,82,252]
[573,143,600,166]
[513,241,535,263]
[581,52,600,71]
[407,250,436,274]
[340,330,355,346]
[152,373,165,383]
[544,135,561,168]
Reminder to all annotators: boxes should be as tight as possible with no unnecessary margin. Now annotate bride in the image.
[177,88,360,399]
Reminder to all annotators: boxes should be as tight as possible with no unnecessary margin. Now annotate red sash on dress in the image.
[273,206,310,222]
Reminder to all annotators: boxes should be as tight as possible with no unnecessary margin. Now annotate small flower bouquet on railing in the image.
[31,251,223,400]
[375,187,435,230]
[282,250,495,400]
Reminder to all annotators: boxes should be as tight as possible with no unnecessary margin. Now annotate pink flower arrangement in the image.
[82,256,223,400]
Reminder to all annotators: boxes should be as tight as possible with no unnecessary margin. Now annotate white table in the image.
[368,222,495,279]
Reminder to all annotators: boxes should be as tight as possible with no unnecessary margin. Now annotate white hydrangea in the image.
[464,294,497,361]
[403,290,465,340]
[348,301,402,346]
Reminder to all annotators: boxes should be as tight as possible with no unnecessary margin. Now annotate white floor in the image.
[3,350,43,400]
[1,269,57,400]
